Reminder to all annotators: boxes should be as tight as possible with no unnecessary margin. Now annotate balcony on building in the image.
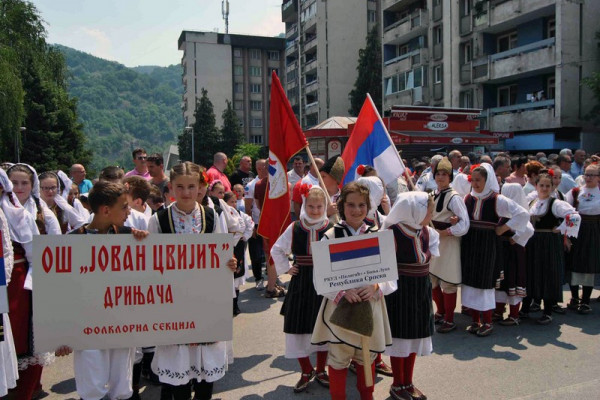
[282,0,298,23]
[383,36,427,77]
[285,40,298,57]
[303,33,317,54]
[304,55,317,74]
[286,23,298,40]
[383,7,429,46]
[286,60,298,74]
[382,0,419,11]
[304,77,318,94]
[474,0,556,32]
[384,66,429,106]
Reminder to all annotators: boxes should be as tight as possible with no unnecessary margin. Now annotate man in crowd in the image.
[207,152,232,192]
[292,158,324,217]
[416,155,442,192]
[570,149,586,178]
[245,159,267,290]
[287,156,305,220]
[229,155,255,187]
[448,150,462,176]
[493,155,511,185]
[557,154,577,193]
[146,153,169,192]
[124,148,150,179]
[505,156,527,186]
[70,163,93,194]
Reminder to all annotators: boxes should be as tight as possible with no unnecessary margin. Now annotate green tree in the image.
[221,100,243,154]
[0,0,91,170]
[348,24,382,116]
[178,88,220,167]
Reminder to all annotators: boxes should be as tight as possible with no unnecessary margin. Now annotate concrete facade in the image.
[381,0,600,152]
[178,31,285,145]
[282,0,379,129]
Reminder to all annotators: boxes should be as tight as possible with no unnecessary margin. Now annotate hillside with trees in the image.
[57,45,183,171]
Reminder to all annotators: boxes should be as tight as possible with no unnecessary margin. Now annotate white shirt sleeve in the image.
[496,195,530,235]
[270,223,294,276]
[147,214,160,234]
[447,195,470,236]
[427,227,440,257]
[54,196,87,229]
[552,199,580,238]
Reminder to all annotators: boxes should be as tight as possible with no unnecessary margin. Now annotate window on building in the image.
[399,44,409,56]
[546,17,556,39]
[234,83,244,93]
[250,49,261,59]
[498,84,518,107]
[434,65,443,84]
[368,10,377,23]
[497,31,518,53]
[250,84,261,93]
[460,90,473,108]
[251,135,263,144]
[250,118,263,128]
[233,48,242,58]
[461,41,472,64]
[251,100,262,111]
[234,100,244,110]
[384,66,427,96]
[249,66,262,76]
[268,51,280,61]
[547,76,555,100]
[433,25,442,45]
[234,65,243,76]
[460,0,471,17]
[268,67,279,77]
[412,53,421,65]
[433,0,441,6]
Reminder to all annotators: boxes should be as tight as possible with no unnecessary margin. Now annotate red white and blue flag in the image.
[257,72,308,247]
[341,94,405,186]
[329,237,381,271]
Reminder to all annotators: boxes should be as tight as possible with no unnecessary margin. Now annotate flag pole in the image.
[304,146,332,207]
[365,93,415,191]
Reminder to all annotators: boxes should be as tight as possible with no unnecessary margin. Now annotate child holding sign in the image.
[68,181,148,400]
[382,192,439,400]
[147,162,237,400]
[271,185,332,393]
[311,182,396,400]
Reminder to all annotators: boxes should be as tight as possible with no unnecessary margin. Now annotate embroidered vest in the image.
[431,187,458,229]
[530,197,561,229]
[156,205,215,234]
[465,192,499,223]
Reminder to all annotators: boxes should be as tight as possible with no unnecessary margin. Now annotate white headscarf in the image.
[501,183,528,209]
[383,191,430,230]
[470,163,499,198]
[300,185,329,226]
[56,170,73,200]
[0,168,38,244]
[9,163,40,198]
[357,176,384,213]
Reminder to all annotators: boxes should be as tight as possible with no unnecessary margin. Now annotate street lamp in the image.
[185,126,194,163]
[16,127,25,163]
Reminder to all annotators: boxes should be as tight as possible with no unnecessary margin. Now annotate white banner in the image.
[311,231,398,295]
[32,233,233,352]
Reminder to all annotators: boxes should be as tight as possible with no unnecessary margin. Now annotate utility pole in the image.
[222,0,229,34]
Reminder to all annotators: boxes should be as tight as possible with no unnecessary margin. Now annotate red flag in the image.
[257,72,308,245]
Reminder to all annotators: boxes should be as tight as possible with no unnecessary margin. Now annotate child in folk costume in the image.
[311,182,396,400]
[148,162,237,400]
[493,184,534,326]
[520,172,580,325]
[4,165,59,398]
[0,204,19,397]
[224,191,254,316]
[428,157,469,334]
[271,185,332,393]
[68,181,147,400]
[382,192,439,400]
[461,164,530,337]
[564,164,598,314]
[38,171,87,233]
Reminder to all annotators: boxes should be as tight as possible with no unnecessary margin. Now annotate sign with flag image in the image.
[311,231,397,295]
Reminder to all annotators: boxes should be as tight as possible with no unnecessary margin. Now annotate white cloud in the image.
[79,27,115,61]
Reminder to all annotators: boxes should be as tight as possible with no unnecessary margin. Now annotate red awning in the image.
[389,131,499,145]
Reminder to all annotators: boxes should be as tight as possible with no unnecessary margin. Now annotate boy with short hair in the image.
[69,180,148,400]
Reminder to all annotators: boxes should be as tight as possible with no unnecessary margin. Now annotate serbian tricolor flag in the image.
[257,71,308,249]
[329,237,381,271]
[341,94,405,186]
[0,231,8,314]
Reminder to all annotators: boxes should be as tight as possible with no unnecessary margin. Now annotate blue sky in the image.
[33,0,285,67]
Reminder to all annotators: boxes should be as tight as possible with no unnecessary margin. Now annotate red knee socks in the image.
[390,356,405,386]
[298,357,313,375]
[316,351,327,373]
[329,366,348,400]
[495,302,506,315]
[509,304,520,319]
[482,309,493,324]
[355,362,375,400]
[432,285,444,316]
[471,309,481,324]
[15,364,43,400]
[442,292,457,323]
[404,353,416,385]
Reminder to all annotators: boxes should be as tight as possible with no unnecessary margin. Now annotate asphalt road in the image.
[36,279,600,400]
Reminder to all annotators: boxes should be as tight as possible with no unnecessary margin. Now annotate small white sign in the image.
[32,233,234,352]
[426,121,449,131]
[311,231,398,295]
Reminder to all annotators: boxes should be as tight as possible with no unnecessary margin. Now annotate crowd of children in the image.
[0,147,597,400]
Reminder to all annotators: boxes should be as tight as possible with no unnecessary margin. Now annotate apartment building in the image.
[282,0,380,130]
[382,0,600,152]
[178,31,285,145]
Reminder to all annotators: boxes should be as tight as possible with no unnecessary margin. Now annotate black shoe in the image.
[530,302,541,312]
[233,304,241,316]
[552,304,566,314]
